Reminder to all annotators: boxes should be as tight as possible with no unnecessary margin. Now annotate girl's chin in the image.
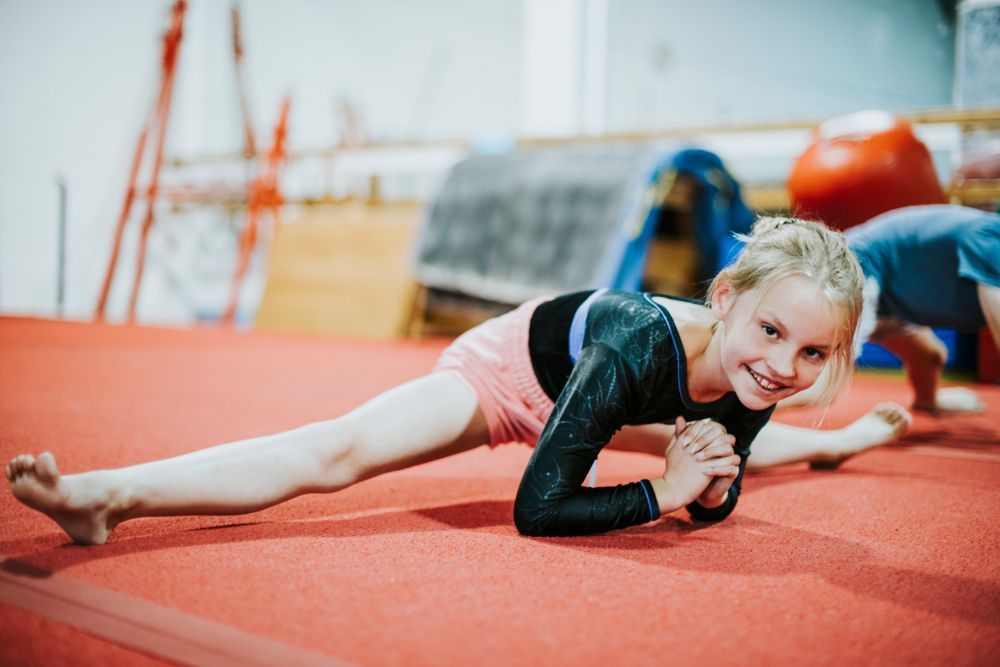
[735,390,779,410]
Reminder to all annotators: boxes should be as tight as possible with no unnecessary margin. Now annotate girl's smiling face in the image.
[712,275,839,410]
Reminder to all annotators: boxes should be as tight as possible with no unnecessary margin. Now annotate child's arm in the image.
[875,325,947,410]
[513,344,650,536]
[513,344,734,536]
[873,324,983,413]
[979,282,1000,353]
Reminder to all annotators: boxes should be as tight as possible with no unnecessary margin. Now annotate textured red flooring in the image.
[1,316,999,666]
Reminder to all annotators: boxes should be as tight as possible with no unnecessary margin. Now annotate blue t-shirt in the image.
[846,205,1000,329]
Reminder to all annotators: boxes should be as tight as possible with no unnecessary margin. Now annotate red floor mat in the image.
[2,317,999,666]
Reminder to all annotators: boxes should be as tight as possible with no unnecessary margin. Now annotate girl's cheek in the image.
[801,365,824,386]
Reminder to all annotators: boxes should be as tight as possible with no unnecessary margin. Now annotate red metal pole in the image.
[222,97,289,325]
[95,0,186,322]
[231,3,256,157]
[93,124,149,321]
[126,0,186,323]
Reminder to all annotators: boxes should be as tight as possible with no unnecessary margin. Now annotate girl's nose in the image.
[768,349,797,381]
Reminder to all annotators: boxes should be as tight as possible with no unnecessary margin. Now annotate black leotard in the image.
[515,289,774,536]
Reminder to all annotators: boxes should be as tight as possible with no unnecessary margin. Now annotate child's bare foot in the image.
[5,452,116,545]
[809,402,912,470]
[913,386,985,415]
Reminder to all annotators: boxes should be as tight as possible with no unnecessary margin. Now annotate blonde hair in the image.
[706,216,865,406]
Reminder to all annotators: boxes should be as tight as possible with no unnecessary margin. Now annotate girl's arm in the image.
[513,344,733,536]
[513,344,655,536]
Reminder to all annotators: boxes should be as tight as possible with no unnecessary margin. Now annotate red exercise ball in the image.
[787,110,946,231]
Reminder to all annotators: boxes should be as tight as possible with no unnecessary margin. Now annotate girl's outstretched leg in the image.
[5,372,488,545]
[749,402,912,470]
[607,402,911,471]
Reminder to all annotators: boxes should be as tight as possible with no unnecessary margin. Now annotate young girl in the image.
[6,216,864,542]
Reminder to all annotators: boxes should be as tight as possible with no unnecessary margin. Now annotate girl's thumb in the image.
[675,415,687,433]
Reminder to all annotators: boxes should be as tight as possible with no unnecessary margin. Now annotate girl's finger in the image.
[679,421,703,449]
[701,453,739,468]
[706,456,742,477]
[689,428,729,455]
[705,466,739,479]
[684,421,715,451]
[688,420,728,451]
[696,441,736,461]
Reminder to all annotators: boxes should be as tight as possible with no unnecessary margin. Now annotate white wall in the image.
[0,1,164,319]
[605,0,955,130]
[0,0,959,323]
[0,0,523,321]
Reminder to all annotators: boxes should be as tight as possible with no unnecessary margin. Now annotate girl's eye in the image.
[803,347,826,361]
[761,324,778,338]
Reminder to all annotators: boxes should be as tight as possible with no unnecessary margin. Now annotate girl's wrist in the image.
[648,477,681,514]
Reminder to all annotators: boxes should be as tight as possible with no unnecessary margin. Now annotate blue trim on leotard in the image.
[642,293,696,411]
[568,288,608,363]
[640,480,656,522]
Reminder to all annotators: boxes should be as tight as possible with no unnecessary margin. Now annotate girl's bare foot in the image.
[913,386,985,415]
[809,402,912,470]
[5,452,117,545]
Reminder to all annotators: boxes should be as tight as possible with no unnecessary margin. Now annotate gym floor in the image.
[1,316,998,666]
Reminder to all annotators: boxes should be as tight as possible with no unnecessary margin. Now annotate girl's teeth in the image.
[750,368,780,390]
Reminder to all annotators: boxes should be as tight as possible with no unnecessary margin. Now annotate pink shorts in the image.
[434,297,556,447]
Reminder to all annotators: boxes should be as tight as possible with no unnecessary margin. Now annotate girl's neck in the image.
[681,321,731,403]
[651,296,732,403]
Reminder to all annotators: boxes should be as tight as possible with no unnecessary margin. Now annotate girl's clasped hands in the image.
[661,417,741,510]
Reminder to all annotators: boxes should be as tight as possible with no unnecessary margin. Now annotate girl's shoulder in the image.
[587,290,712,334]
[588,290,672,328]
[646,293,713,328]
[585,291,692,365]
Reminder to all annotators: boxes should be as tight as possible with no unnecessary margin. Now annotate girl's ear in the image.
[711,275,735,319]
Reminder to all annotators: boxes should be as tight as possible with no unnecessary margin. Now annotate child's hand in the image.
[674,417,740,508]
[656,417,738,511]
[680,417,740,508]
[676,417,736,463]
[697,475,736,508]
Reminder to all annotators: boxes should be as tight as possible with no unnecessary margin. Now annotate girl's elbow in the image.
[513,499,555,536]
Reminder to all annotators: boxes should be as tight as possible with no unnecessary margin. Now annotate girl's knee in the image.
[301,419,367,488]
[922,336,949,369]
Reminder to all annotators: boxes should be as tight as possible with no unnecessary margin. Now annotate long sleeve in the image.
[513,343,660,536]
